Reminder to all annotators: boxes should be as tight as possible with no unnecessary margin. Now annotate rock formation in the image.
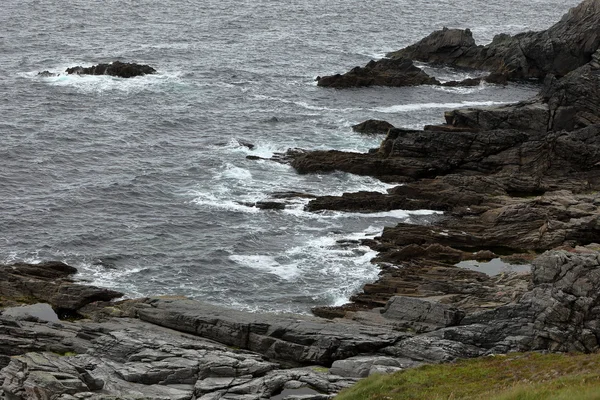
[65,61,156,78]
[318,0,600,88]
[388,0,600,80]
[3,1,600,398]
[316,58,439,88]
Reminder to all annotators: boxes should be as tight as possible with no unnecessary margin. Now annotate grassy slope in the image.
[335,352,600,400]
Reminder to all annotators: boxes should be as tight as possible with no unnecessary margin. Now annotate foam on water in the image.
[29,66,186,94]
[2,0,574,314]
[71,261,148,298]
[230,254,300,280]
[373,100,509,113]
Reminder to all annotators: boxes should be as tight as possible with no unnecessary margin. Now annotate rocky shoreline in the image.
[3,0,600,399]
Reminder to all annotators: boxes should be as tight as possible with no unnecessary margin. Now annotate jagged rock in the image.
[351,120,395,135]
[37,70,57,77]
[317,58,439,88]
[388,0,600,81]
[290,123,600,190]
[382,335,485,362]
[65,61,156,78]
[1,353,91,399]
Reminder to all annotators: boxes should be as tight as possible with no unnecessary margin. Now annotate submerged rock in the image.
[65,61,156,78]
[37,70,57,77]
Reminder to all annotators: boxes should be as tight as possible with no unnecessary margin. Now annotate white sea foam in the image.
[30,65,186,94]
[372,101,508,113]
[251,94,361,113]
[230,254,300,280]
[71,261,148,298]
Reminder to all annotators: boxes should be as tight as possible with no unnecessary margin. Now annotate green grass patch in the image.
[335,352,600,400]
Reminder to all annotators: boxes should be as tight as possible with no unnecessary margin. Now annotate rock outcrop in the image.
[2,248,600,398]
[135,298,409,366]
[317,58,439,88]
[388,0,600,80]
[0,261,123,314]
[65,61,156,78]
[351,119,395,135]
[4,1,600,398]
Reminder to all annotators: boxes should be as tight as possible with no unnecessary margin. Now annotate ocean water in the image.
[0,0,580,313]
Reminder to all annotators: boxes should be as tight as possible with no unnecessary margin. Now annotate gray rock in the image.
[135,298,409,365]
[381,296,465,332]
[388,0,600,81]
[330,356,418,378]
[0,261,123,312]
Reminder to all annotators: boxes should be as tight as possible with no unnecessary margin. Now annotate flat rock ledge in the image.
[2,248,600,399]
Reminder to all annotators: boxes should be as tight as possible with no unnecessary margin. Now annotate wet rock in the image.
[351,120,395,135]
[388,0,600,81]
[237,139,255,150]
[271,191,317,200]
[37,70,57,77]
[65,61,156,78]
[317,58,439,88]
[254,201,286,210]
[0,261,123,312]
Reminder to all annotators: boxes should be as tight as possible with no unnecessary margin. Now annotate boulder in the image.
[329,356,418,378]
[351,120,395,135]
[0,262,123,312]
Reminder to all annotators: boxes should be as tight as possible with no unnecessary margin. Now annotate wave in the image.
[372,100,509,113]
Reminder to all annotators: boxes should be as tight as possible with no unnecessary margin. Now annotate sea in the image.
[0,0,580,313]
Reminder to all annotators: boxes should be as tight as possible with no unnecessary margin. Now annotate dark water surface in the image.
[0,0,580,313]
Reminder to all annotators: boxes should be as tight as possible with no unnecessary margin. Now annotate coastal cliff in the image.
[2,0,600,399]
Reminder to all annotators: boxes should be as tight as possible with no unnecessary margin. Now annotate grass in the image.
[335,352,600,400]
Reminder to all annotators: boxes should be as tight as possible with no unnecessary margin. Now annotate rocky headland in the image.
[3,0,600,399]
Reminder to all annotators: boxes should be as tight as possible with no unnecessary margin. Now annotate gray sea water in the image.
[0,0,580,313]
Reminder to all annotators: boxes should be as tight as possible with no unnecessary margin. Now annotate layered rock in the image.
[65,61,156,78]
[2,249,600,398]
[0,316,358,400]
[0,261,123,313]
[135,298,409,366]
